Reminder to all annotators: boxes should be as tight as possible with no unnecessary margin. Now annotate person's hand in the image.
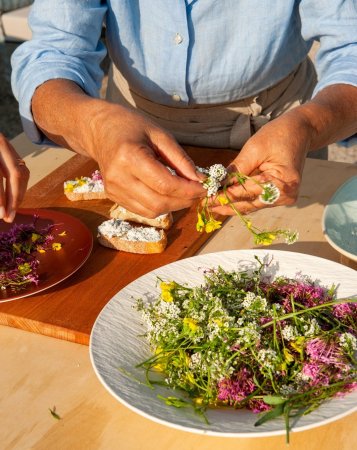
[208,111,311,216]
[0,133,30,223]
[31,80,206,218]
[87,103,206,218]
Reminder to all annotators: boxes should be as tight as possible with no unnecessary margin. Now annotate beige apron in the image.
[106,58,327,158]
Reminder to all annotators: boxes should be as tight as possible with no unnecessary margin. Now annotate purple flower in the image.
[248,398,272,413]
[91,170,103,181]
[217,368,256,405]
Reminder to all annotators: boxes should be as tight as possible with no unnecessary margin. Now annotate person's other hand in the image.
[208,112,311,215]
[0,133,30,223]
[88,104,206,217]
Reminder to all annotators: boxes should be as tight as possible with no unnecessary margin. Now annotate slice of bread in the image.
[109,204,173,230]
[64,190,107,201]
[97,219,167,254]
[64,170,106,201]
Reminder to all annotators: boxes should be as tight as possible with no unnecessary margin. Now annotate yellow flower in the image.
[254,232,277,246]
[31,233,41,242]
[161,290,174,303]
[290,336,305,356]
[283,347,294,363]
[12,243,22,253]
[160,281,176,291]
[186,372,195,385]
[218,195,229,206]
[205,219,222,233]
[37,248,46,253]
[183,317,199,332]
[18,262,31,275]
[193,397,203,406]
[160,281,176,302]
[196,212,205,232]
[52,242,62,251]
[153,347,167,371]
[64,182,74,192]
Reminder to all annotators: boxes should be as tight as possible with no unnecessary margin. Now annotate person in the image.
[11,1,357,219]
[0,133,30,222]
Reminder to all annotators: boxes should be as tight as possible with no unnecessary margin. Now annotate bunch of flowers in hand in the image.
[196,164,298,246]
[0,217,63,291]
[136,258,357,442]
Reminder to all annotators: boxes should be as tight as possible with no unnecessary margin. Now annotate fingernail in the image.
[195,170,206,180]
[4,210,16,223]
[0,206,5,219]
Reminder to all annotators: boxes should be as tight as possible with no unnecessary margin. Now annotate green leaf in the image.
[157,395,189,408]
[254,403,285,427]
[262,395,287,405]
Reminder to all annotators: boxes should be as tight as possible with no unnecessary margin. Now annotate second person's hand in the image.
[0,133,30,223]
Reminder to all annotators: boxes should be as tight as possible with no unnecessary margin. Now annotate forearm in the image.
[31,79,110,159]
[285,84,357,152]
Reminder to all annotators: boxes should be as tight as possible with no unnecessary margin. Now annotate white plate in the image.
[322,176,357,262]
[89,250,357,437]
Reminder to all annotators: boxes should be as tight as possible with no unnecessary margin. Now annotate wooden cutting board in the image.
[0,146,236,345]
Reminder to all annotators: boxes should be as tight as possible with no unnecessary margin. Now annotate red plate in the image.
[0,208,93,302]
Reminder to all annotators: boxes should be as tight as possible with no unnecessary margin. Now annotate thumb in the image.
[228,144,262,177]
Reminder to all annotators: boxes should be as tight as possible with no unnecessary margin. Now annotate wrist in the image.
[276,107,315,157]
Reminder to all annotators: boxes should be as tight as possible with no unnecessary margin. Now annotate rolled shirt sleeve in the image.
[300,0,357,96]
[11,0,107,144]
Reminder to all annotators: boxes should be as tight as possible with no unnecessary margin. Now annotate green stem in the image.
[261,298,357,328]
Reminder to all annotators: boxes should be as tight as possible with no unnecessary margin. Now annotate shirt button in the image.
[174,33,183,45]
[172,93,181,102]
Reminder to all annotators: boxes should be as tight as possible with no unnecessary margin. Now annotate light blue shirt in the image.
[11,0,357,143]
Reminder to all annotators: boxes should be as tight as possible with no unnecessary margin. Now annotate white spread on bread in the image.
[98,219,162,242]
[64,170,104,194]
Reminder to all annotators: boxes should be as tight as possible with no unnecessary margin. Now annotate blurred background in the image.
[0,1,355,163]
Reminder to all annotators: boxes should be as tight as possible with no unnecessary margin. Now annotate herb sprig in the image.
[196,164,298,246]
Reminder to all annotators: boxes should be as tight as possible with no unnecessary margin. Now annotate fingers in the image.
[0,134,30,222]
[106,168,202,218]
[149,130,204,182]
[102,142,206,216]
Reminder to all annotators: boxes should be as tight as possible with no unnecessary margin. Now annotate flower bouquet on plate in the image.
[135,256,357,442]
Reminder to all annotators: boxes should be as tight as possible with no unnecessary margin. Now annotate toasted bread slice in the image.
[64,170,106,201]
[64,190,107,201]
[109,204,173,230]
[97,219,167,254]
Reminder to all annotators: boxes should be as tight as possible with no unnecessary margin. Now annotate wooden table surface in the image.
[1,134,356,450]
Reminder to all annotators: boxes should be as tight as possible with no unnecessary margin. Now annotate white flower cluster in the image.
[281,324,299,341]
[198,164,227,197]
[236,322,261,347]
[242,292,268,312]
[279,384,298,396]
[339,332,357,352]
[257,349,279,371]
[259,182,280,205]
[302,318,321,337]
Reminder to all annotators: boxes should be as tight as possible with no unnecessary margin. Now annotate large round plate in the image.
[89,250,357,437]
[0,208,93,302]
[322,176,357,262]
